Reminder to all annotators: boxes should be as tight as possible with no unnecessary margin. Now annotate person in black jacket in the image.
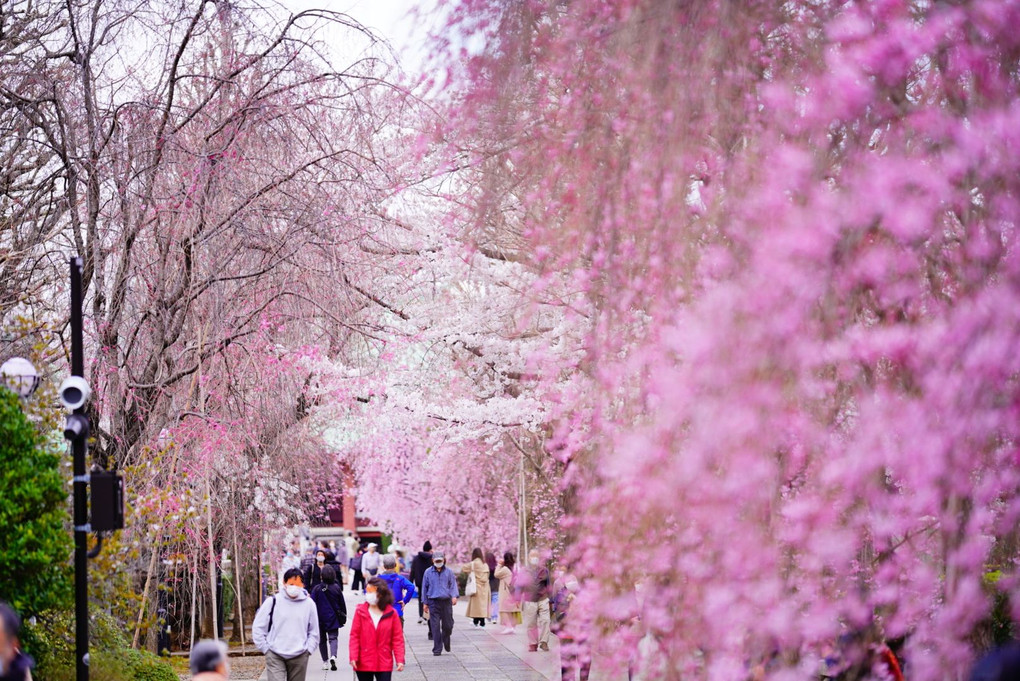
[309,566,347,671]
[409,541,434,625]
[349,548,365,593]
[0,602,33,681]
[304,548,329,591]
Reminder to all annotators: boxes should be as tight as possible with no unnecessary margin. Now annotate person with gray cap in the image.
[378,554,417,627]
[421,550,458,656]
[0,601,33,681]
[189,639,229,680]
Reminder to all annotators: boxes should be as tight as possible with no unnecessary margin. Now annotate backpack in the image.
[267,595,277,632]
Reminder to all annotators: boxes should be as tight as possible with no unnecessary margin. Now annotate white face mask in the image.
[366,592,378,605]
[317,556,325,564]
[285,584,302,598]
[434,561,444,569]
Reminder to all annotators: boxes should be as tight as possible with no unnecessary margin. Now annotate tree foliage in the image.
[0,388,70,618]
[432,0,1020,679]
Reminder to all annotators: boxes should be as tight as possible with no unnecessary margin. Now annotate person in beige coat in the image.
[494,551,521,634]
[462,547,491,627]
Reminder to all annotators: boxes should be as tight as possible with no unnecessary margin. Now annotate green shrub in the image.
[27,609,175,681]
[0,388,71,619]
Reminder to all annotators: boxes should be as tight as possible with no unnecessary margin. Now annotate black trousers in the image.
[356,672,392,681]
[351,570,365,592]
[428,598,454,654]
[415,585,424,619]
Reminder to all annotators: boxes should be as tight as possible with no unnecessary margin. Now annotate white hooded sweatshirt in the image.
[252,587,320,659]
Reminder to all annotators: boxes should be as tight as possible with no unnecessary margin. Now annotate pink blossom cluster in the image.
[429,0,1020,678]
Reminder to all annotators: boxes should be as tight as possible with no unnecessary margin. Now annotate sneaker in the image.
[444,640,451,652]
[539,641,550,651]
[500,627,515,635]
[418,617,424,625]
[330,656,337,671]
[433,651,442,656]
[321,662,330,670]
[528,644,538,652]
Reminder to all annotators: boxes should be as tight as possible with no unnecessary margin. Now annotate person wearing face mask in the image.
[310,565,347,671]
[421,551,459,656]
[516,548,552,652]
[282,545,301,573]
[252,568,320,681]
[304,549,328,592]
[361,543,382,584]
[552,573,589,680]
[189,639,230,680]
[0,602,33,681]
[349,578,406,680]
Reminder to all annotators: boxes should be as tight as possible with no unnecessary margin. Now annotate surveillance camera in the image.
[64,413,89,441]
[59,376,91,411]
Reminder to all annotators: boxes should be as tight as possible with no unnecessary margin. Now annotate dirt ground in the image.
[176,655,264,681]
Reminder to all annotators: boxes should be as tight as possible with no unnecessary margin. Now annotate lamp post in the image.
[0,357,40,398]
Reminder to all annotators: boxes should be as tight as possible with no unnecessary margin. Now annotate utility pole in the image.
[70,255,89,681]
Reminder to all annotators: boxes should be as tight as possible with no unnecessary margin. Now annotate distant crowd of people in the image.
[242,537,585,681]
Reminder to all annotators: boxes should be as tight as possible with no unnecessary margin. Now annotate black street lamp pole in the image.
[70,256,90,681]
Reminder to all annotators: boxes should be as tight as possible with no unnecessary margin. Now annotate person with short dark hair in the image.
[252,568,319,681]
[304,548,329,592]
[310,565,347,671]
[421,551,458,656]
[0,601,33,681]
[189,639,229,680]
[409,541,434,625]
[378,555,417,627]
[350,547,366,593]
[349,578,405,680]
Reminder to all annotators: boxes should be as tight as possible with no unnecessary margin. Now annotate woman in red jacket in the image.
[350,577,406,680]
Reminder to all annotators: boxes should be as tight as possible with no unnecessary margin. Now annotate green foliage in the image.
[0,388,71,618]
[27,609,175,681]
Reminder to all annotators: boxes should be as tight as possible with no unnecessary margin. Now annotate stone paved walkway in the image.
[258,589,627,681]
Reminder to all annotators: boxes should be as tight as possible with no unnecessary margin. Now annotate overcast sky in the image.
[279,0,439,74]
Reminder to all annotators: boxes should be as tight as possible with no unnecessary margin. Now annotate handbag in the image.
[465,568,478,597]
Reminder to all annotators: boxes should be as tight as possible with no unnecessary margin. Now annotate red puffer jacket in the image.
[349,603,405,672]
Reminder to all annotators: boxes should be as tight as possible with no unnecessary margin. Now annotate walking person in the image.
[350,547,366,593]
[362,543,382,583]
[189,639,230,681]
[378,555,417,627]
[0,602,33,681]
[310,565,348,671]
[409,541,434,625]
[518,548,552,652]
[349,578,406,680]
[334,537,350,585]
[494,551,521,634]
[421,550,458,655]
[485,551,500,624]
[304,548,329,592]
[552,573,590,680]
[462,547,491,627]
[252,568,319,681]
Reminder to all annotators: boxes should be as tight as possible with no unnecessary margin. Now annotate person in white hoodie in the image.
[253,567,320,681]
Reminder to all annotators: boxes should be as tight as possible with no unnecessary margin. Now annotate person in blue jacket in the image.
[378,554,417,626]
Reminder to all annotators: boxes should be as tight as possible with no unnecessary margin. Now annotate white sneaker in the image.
[322,662,330,670]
